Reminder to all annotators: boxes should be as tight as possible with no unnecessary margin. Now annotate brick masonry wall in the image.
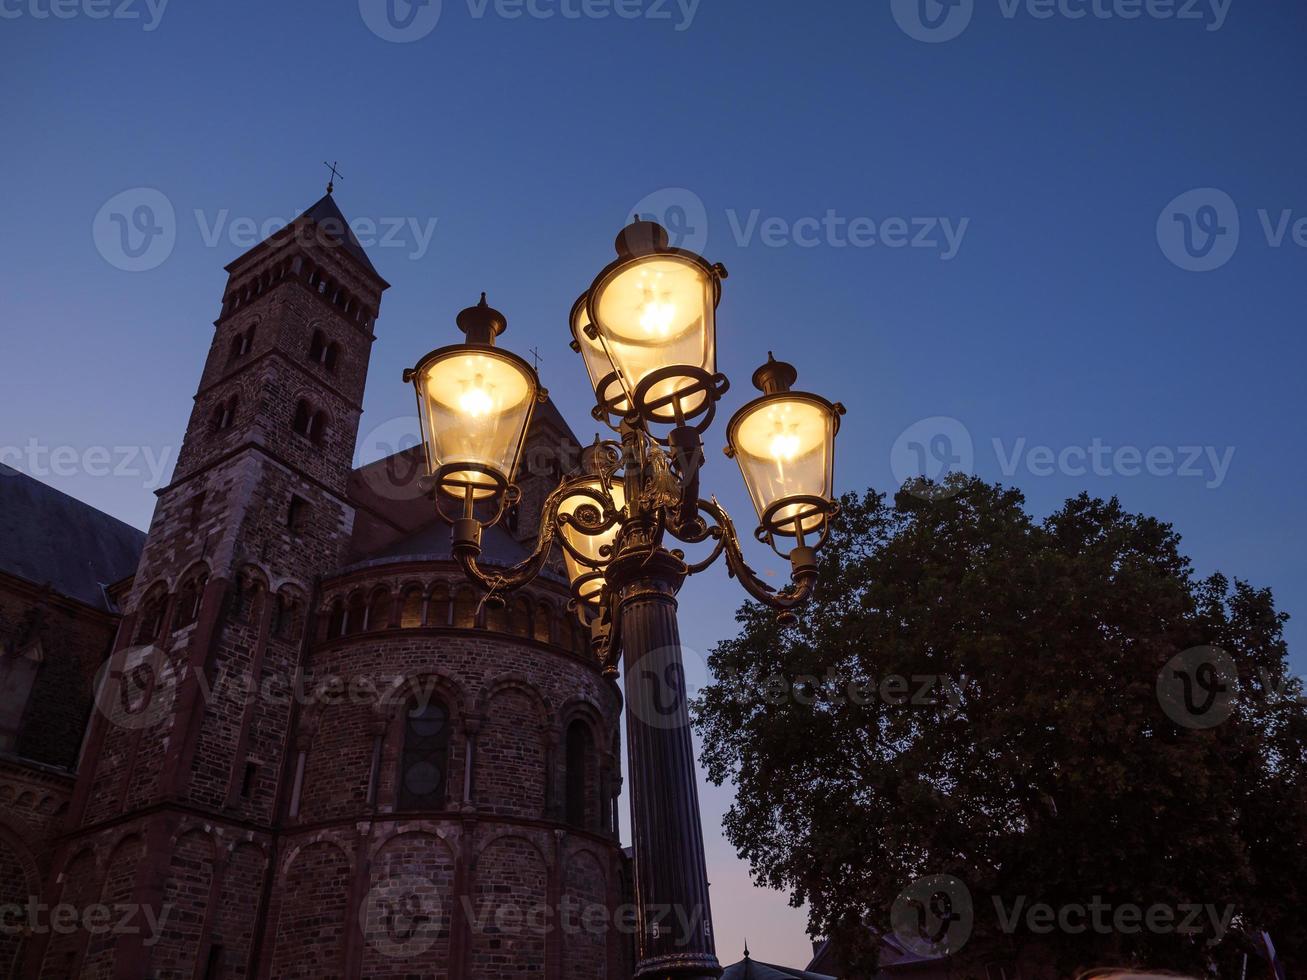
[561,845,610,980]
[468,834,549,978]
[258,560,627,979]
[267,838,351,979]
[33,223,380,979]
[17,208,639,978]
[0,576,118,771]
[150,828,216,980]
[79,831,144,980]
[0,834,29,974]
[357,830,456,978]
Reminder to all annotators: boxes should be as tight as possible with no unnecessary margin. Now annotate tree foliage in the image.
[694,477,1306,976]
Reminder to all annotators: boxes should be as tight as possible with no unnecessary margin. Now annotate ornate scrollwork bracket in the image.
[449,422,823,671]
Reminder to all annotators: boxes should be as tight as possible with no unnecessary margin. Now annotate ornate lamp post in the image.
[405,220,845,979]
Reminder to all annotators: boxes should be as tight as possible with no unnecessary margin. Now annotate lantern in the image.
[726,355,843,552]
[405,295,543,502]
[585,220,725,427]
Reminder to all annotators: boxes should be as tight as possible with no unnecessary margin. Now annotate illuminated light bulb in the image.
[769,423,801,463]
[638,289,676,337]
[458,374,494,417]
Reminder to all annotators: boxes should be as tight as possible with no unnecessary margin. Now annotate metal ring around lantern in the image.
[628,365,731,435]
[429,462,519,526]
[754,494,839,557]
[588,371,632,432]
[584,241,727,434]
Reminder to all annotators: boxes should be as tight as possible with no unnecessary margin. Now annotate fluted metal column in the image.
[609,546,720,980]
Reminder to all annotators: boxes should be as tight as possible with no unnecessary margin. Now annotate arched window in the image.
[485,599,508,634]
[345,592,367,635]
[212,396,237,432]
[452,587,477,629]
[228,325,255,361]
[324,599,345,640]
[174,573,206,629]
[324,342,340,372]
[273,593,302,641]
[398,697,451,811]
[308,330,325,363]
[533,603,553,644]
[509,597,531,637]
[428,582,451,627]
[287,495,310,536]
[400,587,424,628]
[292,400,311,437]
[366,589,392,631]
[135,590,168,643]
[233,578,265,625]
[293,401,327,444]
[565,719,593,828]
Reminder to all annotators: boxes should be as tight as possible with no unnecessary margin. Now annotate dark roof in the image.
[534,395,582,448]
[0,468,145,611]
[721,954,835,980]
[367,518,535,568]
[301,192,382,278]
[807,933,950,976]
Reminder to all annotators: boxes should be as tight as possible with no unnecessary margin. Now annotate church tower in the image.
[25,190,629,980]
[29,193,388,978]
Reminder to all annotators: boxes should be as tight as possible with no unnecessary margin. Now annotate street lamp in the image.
[585,220,727,430]
[405,220,844,980]
[404,293,544,509]
[726,353,843,562]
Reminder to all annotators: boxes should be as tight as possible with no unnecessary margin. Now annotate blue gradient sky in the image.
[3,0,1305,967]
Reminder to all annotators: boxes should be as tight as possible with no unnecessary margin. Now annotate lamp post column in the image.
[609,543,721,980]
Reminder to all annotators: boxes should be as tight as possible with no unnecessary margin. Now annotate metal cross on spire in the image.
[528,346,544,373]
[323,161,344,194]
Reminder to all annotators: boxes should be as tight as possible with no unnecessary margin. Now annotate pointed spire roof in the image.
[301,191,382,278]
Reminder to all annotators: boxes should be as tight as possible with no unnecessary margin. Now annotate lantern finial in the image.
[614,219,669,259]
[751,353,797,395]
[456,293,507,344]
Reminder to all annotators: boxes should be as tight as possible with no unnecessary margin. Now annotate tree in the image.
[694,477,1306,977]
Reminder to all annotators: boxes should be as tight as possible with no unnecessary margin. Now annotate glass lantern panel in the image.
[591,254,715,415]
[731,395,834,534]
[418,349,535,497]
[571,299,631,414]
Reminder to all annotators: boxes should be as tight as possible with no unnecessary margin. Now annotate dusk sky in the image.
[3,0,1305,967]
